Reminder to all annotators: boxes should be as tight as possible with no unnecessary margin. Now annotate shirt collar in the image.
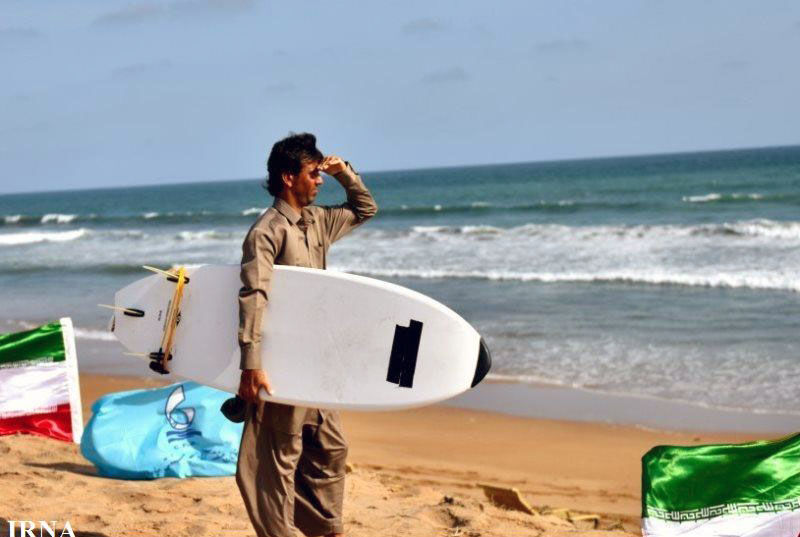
[273,198,302,225]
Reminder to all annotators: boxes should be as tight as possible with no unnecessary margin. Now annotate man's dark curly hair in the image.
[264,132,324,197]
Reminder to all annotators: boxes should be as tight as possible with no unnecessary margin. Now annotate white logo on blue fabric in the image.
[165,385,201,442]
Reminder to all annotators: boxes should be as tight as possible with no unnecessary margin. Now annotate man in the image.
[235,132,378,537]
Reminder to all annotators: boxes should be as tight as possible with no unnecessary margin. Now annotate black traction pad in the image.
[386,320,423,388]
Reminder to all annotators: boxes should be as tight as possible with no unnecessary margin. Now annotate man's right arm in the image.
[320,160,378,244]
[237,224,279,398]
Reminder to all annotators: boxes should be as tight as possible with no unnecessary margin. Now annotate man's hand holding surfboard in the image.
[238,368,273,402]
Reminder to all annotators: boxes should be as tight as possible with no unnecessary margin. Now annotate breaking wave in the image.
[0,199,663,227]
[333,267,800,293]
[681,192,799,204]
[175,230,238,241]
[40,213,78,224]
[362,219,800,241]
[73,327,116,342]
[0,229,90,246]
[1,218,797,293]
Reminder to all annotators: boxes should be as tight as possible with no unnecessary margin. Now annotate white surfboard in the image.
[110,265,491,410]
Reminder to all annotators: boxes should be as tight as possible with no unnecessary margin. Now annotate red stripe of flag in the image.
[0,402,74,442]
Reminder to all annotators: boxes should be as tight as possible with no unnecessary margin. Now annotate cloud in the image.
[720,60,748,72]
[535,38,588,54]
[264,82,296,96]
[421,66,469,85]
[0,27,43,41]
[470,23,493,40]
[402,18,446,37]
[92,0,255,27]
[92,3,163,27]
[111,60,174,80]
[170,0,256,17]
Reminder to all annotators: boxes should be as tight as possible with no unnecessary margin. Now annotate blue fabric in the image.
[80,382,243,479]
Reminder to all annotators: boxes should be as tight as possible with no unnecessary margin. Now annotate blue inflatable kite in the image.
[81,382,243,479]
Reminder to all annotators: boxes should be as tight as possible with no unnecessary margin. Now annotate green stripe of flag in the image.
[0,322,66,366]
[642,433,800,520]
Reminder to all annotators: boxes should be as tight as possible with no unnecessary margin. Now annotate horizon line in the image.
[2,142,799,197]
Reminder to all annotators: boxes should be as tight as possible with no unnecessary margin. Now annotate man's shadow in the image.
[0,519,110,537]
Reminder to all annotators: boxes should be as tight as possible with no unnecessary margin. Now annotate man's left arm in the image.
[319,156,378,244]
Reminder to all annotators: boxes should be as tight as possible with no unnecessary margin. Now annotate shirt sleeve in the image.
[237,224,280,370]
[321,163,378,244]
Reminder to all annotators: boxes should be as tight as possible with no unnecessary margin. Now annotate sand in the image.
[0,374,762,537]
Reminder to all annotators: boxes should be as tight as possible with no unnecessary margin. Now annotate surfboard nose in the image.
[471,337,492,387]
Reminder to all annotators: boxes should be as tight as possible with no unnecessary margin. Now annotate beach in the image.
[2,0,797,532]
[0,373,768,537]
[2,148,799,535]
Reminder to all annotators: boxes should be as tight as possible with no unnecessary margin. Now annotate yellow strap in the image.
[159,266,186,373]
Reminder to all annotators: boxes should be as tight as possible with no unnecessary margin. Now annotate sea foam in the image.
[331,266,800,292]
[40,213,77,224]
[176,230,237,241]
[0,229,89,246]
[394,219,800,241]
[73,327,116,342]
[241,207,266,216]
[683,192,764,203]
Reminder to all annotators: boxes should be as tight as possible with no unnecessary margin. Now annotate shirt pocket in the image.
[277,235,302,266]
[310,236,325,268]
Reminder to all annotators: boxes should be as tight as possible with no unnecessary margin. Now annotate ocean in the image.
[1,145,798,417]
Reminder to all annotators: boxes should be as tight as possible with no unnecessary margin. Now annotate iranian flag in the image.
[642,434,800,536]
[0,319,83,443]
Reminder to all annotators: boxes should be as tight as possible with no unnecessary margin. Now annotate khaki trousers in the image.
[236,402,348,537]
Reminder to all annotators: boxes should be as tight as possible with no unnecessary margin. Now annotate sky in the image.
[1,0,799,193]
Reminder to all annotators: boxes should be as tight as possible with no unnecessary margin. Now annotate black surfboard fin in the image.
[471,337,492,388]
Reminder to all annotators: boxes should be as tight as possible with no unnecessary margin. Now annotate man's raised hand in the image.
[319,155,347,176]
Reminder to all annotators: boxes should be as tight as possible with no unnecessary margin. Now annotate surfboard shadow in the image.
[24,461,97,477]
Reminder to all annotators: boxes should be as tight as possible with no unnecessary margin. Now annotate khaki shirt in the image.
[237,165,378,369]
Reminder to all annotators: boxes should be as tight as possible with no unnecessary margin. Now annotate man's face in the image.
[288,160,323,206]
